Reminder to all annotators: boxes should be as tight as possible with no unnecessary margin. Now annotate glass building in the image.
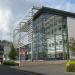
[32,7,75,60]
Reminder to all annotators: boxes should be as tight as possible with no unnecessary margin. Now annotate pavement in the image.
[0,65,43,75]
[0,60,75,75]
[11,61,75,75]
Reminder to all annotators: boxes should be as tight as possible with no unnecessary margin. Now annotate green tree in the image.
[69,38,75,52]
[9,44,17,60]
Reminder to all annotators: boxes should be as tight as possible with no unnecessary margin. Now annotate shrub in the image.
[3,61,19,66]
[66,60,75,72]
[8,44,17,60]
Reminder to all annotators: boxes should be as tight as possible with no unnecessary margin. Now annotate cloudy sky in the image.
[0,0,75,41]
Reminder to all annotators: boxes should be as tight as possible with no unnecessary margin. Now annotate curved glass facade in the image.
[32,13,69,60]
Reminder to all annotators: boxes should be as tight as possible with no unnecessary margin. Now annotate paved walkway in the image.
[0,65,42,75]
[12,61,75,75]
[20,60,67,66]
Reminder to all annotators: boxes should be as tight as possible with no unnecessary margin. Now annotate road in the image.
[0,65,42,75]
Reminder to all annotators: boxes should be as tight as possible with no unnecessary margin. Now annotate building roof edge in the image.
[33,6,75,20]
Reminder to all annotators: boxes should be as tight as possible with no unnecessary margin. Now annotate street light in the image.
[13,28,21,67]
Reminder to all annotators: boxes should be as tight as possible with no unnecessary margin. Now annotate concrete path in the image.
[0,65,43,75]
[13,61,75,75]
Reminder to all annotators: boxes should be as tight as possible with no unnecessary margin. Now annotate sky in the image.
[0,0,75,41]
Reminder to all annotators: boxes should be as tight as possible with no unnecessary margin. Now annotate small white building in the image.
[0,40,12,61]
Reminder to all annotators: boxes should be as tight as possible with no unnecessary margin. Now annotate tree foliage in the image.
[9,44,17,60]
[69,38,75,52]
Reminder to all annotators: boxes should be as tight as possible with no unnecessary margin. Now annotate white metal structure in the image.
[13,6,41,66]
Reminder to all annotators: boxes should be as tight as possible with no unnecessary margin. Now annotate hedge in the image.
[66,60,75,72]
[3,61,19,66]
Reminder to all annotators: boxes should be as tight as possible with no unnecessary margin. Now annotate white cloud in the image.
[42,0,75,12]
[15,0,75,13]
[0,7,13,40]
[0,0,75,41]
[0,8,11,31]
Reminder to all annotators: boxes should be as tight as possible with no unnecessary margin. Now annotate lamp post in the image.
[13,27,21,67]
[18,23,21,67]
